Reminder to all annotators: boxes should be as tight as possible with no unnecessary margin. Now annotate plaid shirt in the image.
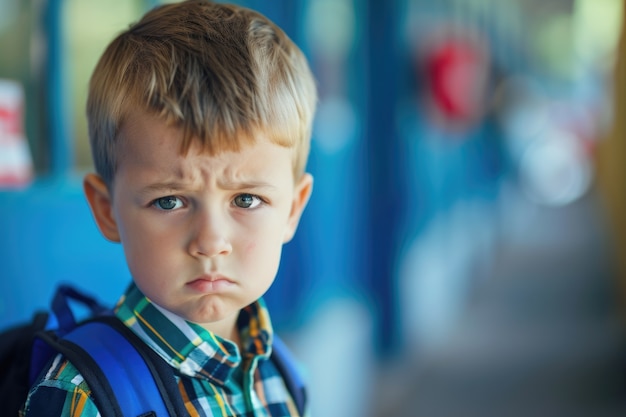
[22,283,302,417]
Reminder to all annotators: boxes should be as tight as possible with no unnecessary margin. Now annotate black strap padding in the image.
[36,330,125,417]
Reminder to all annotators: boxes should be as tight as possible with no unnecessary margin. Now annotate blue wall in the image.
[0,176,129,328]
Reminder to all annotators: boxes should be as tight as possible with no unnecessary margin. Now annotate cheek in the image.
[120,222,153,255]
[239,225,284,268]
[240,213,287,251]
[119,219,178,274]
[244,241,257,254]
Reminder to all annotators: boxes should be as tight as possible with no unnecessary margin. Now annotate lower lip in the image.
[187,278,234,293]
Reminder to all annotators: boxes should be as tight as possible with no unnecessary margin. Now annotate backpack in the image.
[0,284,307,417]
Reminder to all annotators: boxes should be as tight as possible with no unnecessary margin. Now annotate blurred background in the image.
[1,0,626,415]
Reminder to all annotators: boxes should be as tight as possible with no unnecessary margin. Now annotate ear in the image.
[283,173,313,243]
[83,173,121,242]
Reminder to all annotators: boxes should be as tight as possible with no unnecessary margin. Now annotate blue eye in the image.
[153,196,183,210]
[233,194,262,209]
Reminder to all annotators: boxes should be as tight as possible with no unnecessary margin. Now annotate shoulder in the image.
[22,354,100,417]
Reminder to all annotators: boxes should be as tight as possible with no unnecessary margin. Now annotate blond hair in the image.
[87,0,317,186]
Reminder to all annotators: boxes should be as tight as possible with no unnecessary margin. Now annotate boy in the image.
[22,0,316,415]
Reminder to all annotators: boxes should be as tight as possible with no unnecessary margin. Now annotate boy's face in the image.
[84,110,312,338]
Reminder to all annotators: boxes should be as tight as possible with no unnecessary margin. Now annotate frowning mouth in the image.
[186,274,235,294]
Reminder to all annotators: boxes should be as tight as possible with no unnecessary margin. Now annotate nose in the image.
[187,207,232,258]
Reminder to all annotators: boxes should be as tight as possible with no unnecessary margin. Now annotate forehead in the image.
[117,108,295,164]
[119,109,237,155]
[114,110,295,183]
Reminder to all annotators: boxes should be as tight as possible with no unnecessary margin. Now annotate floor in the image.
[371,188,626,417]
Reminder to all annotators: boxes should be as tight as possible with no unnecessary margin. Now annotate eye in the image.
[233,193,262,209]
[152,196,184,211]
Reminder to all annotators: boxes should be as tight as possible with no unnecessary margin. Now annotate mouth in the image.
[186,274,235,294]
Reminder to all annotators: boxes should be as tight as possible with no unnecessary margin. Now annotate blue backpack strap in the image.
[271,335,307,416]
[37,316,186,417]
[29,284,110,385]
[51,285,108,333]
[88,316,188,415]
[64,320,170,417]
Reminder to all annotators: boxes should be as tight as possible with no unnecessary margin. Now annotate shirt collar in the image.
[114,283,274,385]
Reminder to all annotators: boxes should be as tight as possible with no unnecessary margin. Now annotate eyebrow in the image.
[137,180,277,196]
[218,180,278,191]
[137,182,186,196]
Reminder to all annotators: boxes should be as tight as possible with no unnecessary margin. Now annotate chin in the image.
[188,300,238,324]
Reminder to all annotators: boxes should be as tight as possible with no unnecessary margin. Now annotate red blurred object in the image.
[0,79,32,187]
[421,29,490,130]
